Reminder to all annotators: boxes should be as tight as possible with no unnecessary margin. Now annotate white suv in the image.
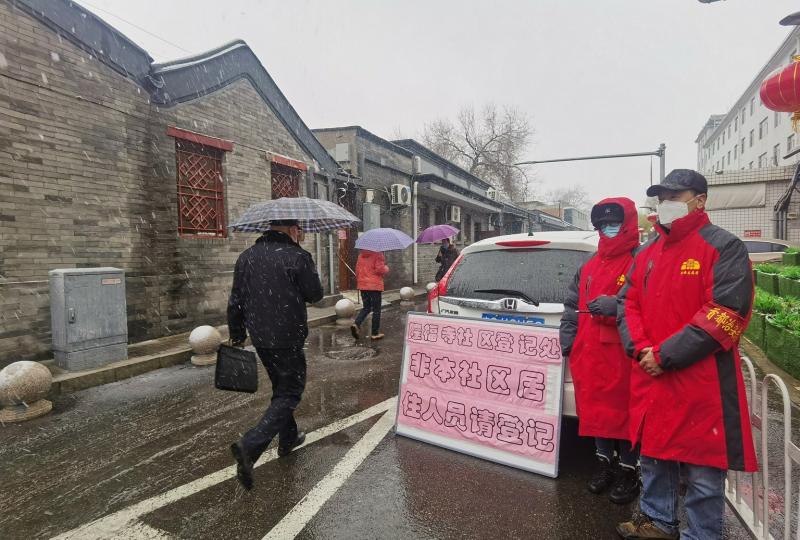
[427,231,600,417]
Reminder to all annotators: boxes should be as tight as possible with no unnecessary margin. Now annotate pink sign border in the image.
[394,312,565,478]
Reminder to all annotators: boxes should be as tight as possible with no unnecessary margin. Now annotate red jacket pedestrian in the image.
[356,250,389,291]
[562,197,639,440]
[619,196,757,472]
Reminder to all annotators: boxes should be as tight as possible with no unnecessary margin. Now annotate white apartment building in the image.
[693,27,800,244]
[696,27,800,174]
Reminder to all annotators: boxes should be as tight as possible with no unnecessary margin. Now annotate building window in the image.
[741,138,745,154]
[750,97,755,115]
[735,117,738,132]
[759,118,768,139]
[749,161,754,169]
[727,150,731,164]
[742,107,746,124]
[722,130,726,144]
[271,163,301,199]
[750,129,755,147]
[418,202,430,231]
[716,160,719,171]
[728,125,732,138]
[758,153,767,168]
[788,134,795,152]
[168,127,233,238]
[775,111,781,127]
[773,143,781,166]
[734,145,738,159]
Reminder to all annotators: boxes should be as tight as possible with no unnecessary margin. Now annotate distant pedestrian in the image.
[616,170,757,540]
[351,250,389,340]
[560,197,641,505]
[227,220,324,491]
[435,238,459,281]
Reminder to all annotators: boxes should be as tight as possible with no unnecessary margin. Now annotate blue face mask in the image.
[601,224,621,238]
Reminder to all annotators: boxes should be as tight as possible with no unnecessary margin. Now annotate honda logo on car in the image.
[481,313,545,325]
[502,298,517,311]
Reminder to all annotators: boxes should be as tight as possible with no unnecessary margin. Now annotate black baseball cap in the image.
[646,169,708,197]
[590,202,625,228]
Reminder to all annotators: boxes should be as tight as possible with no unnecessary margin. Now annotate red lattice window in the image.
[175,140,226,237]
[271,162,301,199]
[168,127,233,238]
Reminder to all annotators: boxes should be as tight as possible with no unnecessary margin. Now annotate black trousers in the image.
[240,346,305,462]
[354,290,382,334]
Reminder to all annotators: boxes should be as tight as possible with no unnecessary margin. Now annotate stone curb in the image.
[47,288,427,397]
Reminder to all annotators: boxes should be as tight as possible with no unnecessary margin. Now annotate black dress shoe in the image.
[609,466,641,505]
[278,431,306,457]
[587,456,616,494]
[230,442,254,490]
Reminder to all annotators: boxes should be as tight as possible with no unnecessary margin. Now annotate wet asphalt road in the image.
[0,303,758,539]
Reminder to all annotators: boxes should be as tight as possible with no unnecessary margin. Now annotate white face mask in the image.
[657,199,693,226]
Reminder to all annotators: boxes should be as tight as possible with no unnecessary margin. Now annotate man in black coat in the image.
[228,219,324,490]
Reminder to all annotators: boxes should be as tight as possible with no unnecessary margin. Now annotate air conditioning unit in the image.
[390,184,412,206]
[788,212,798,220]
[412,155,422,175]
[449,205,461,223]
[486,187,498,201]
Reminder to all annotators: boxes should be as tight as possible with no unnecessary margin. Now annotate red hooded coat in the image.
[619,209,757,471]
[560,197,639,440]
[356,250,389,291]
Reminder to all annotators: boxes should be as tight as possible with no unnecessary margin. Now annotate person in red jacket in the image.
[351,250,390,340]
[616,170,756,540]
[560,197,641,505]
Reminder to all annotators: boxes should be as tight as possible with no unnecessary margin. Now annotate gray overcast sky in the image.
[81,0,798,206]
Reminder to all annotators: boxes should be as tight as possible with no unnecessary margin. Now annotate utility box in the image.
[49,268,128,371]
[363,203,381,231]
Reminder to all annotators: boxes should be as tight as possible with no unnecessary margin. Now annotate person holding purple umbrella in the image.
[435,238,460,281]
[351,250,389,340]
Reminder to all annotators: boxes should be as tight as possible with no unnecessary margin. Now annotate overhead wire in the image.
[75,0,191,54]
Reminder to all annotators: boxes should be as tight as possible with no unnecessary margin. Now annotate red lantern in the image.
[760,58,800,130]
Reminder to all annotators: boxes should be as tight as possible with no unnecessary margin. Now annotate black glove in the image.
[587,295,618,317]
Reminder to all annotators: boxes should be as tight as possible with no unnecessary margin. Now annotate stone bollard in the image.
[426,282,437,293]
[189,325,223,366]
[335,298,356,326]
[0,361,53,423]
[400,286,415,306]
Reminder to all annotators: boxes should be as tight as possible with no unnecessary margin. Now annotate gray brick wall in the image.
[0,2,335,365]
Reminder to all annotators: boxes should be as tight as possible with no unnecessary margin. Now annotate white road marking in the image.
[263,407,397,540]
[51,397,396,540]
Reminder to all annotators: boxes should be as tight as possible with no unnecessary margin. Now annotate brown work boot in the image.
[616,511,678,539]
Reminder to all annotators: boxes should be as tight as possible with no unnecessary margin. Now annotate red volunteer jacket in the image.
[560,197,639,440]
[619,209,757,471]
[356,250,389,291]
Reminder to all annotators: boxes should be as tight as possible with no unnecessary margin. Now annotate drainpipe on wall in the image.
[327,175,336,293]
[413,180,419,285]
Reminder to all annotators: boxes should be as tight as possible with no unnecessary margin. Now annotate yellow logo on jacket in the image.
[680,258,701,276]
[616,274,626,286]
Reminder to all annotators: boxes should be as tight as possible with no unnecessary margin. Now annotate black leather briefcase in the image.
[214,345,259,393]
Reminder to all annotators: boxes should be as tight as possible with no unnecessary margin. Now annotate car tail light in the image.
[428,254,464,313]
[494,240,551,248]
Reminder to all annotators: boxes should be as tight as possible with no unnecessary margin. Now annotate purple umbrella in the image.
[416,224,460,244]
[355,228,415,252]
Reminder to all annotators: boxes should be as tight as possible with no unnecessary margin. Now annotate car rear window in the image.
[445,248,593,304]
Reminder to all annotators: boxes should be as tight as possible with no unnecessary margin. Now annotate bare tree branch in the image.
[421,103,535,201]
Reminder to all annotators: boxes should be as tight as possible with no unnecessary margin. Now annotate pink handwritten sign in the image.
[395,313,565,477]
